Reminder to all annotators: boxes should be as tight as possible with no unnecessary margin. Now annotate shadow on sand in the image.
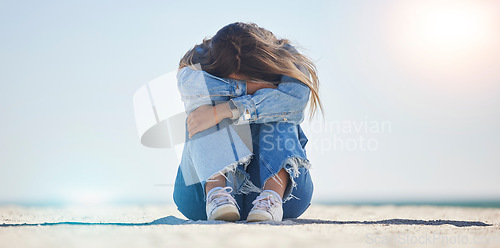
[0,216,491,227]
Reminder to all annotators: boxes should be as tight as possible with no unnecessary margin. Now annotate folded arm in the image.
[230,75,311,125]
[177,66,311,138]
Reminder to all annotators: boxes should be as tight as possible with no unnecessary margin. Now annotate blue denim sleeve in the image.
[177,65,311,125]
[230,75,311,125]
[177,66,247,114]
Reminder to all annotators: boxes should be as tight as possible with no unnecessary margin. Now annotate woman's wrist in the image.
[215,102,233,120]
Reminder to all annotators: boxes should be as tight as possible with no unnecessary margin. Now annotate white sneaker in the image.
[247,190,283,222]
[206,186,240,221]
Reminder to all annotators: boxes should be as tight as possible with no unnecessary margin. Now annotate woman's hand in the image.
[187,103,232,138]
[246,81,277,95]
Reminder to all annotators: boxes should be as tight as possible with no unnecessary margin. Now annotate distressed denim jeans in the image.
[172,115,314,221]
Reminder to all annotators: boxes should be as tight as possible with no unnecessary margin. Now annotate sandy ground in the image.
[1,204,499,248]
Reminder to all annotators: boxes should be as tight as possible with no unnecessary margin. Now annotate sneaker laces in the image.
[208,186,240,210]
[251,193,280,211]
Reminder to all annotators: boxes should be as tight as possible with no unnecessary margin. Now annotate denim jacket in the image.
[177,66,311,125]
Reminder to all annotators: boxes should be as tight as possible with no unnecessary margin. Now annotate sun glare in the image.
[392,0,495,56]
[387,0,498,91]
[414,2,491,52]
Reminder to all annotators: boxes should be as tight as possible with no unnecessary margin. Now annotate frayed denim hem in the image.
[262,156,312,204]
[201,153,259,201]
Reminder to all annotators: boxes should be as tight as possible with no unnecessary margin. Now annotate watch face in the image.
[229,100,237,110]
[228,101,239,119]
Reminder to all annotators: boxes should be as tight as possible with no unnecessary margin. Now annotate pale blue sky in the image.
[1,0,499,205]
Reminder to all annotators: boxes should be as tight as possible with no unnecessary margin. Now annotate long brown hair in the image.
[179,22,323,120]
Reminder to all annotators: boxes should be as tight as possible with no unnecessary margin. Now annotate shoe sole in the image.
[208,205,240,222]
[246,210,274,222]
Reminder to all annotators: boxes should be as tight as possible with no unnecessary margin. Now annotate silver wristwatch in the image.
[227,100,240,120]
